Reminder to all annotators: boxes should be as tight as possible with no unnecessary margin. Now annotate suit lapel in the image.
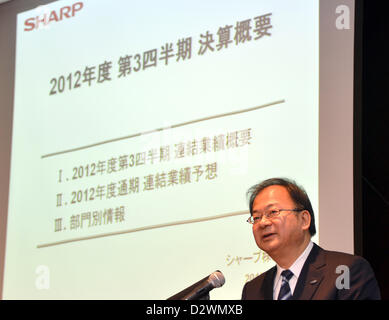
[262,266,277,300]
[292,243,326,300]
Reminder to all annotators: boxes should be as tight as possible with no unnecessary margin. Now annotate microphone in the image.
[167,270,225,300]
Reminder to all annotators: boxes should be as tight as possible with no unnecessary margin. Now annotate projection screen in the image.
[1,0,356,299]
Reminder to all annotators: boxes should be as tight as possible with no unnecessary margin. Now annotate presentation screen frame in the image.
[0,0,361,299]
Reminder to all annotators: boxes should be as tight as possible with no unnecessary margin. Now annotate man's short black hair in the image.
[247,177,316,237]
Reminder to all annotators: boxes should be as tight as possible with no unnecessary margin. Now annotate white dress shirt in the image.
[273,241,314,300]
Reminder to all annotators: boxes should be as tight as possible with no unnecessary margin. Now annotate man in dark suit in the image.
[242,178,381,300]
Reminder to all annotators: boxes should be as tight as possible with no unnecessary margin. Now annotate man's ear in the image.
[300,210,311,231]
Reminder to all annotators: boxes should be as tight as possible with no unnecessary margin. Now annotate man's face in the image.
[252,185,307,257]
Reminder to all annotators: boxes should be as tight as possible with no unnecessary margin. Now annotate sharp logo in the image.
[24,2,83,32]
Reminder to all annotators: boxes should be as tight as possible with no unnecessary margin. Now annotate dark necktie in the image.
[277,269,294,300]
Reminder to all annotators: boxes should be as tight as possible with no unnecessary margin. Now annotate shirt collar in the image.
[275,240,314,281]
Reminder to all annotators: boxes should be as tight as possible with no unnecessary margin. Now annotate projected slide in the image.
[4,0,319,299]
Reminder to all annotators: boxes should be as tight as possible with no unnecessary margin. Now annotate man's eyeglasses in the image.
[246,208,303,224]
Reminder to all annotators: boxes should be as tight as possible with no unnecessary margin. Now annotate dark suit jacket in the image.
[241,243,381,300]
